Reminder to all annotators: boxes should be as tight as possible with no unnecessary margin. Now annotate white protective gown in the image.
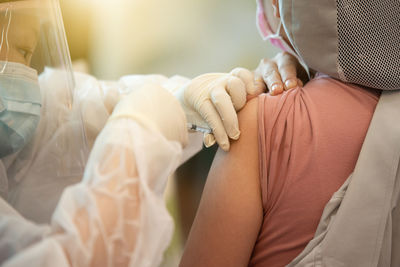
[0,69,203,266]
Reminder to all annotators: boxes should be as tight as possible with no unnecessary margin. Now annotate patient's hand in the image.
[255,52,308,96]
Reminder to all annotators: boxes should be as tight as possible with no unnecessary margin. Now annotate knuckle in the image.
[274,52,285,60]
[258,58,274,70]
[263,60,276,69]
[280,53,297,65]
[280,51,293,59]
[264,69,279,79]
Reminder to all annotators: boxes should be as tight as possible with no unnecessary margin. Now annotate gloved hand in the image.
[174,68,265,151]
[109,84,188,147]
[255,52,309,95]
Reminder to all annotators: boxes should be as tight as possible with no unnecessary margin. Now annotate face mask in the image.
[0,61,42,157]
[256,0,290,51]
[256,0,310,77]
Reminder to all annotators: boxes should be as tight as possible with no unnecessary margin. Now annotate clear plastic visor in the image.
[0,0,74,92]
[0,0,88,179]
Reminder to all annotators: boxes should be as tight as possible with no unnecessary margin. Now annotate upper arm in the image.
[180,98,263,267]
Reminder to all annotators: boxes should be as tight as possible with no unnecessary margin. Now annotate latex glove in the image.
[230,67,266,100]
[174,68,265,151]
[109,84,188,147]
[255,52,309,96]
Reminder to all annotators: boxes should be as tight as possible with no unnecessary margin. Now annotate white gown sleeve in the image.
[2,117,182,267]
[75,72,203,163]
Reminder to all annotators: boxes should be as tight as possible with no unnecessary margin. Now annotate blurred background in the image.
[59,0,277,265]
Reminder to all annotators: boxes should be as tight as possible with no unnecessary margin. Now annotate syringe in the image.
[187,123,212,134]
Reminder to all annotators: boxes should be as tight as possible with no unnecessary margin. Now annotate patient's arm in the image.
[180,98,263,267]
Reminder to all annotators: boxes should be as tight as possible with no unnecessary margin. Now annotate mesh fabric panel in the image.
[337,0,400,90]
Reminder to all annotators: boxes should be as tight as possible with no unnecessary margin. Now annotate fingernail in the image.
[285,79,298,90]
[204,134,215,148]
[271,83,283,95]
[221,142,230,151]
[231,130,240,140]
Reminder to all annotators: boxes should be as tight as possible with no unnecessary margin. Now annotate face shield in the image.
[279,0,400,90]
[0,0,88,223]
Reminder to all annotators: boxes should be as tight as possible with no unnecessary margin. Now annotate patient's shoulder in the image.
[238,97,259,132]
[212,97,259,180]
[258,77,379,129]
[232,97,259,153]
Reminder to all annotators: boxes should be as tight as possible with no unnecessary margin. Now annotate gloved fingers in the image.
[247,75,267,101]
[257,58,284,96]
[210,86,241,140]
[197,99,231,151]
[230,67,265,97]
[225,75,247,111]
[276,52,300,91]
[203,133,216,148]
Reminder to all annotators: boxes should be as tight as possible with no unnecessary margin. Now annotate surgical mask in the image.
[256,0,310,76]
[256,0,290,52]
[0,61,41,158]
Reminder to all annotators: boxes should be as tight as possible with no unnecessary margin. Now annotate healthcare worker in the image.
[0,0,265,266]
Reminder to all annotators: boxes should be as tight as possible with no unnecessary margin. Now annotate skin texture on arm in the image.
[180,97,263,267]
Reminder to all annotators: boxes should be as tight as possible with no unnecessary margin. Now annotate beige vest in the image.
[288,90,400,267]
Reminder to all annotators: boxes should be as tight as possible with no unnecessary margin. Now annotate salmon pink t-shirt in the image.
[250,76,380,266]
